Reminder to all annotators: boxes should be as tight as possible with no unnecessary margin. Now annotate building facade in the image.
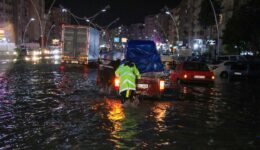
[0,0,15,43]
[0,0,45,46]
[46,7,71,46]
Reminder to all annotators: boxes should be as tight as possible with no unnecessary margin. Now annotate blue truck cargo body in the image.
[126,40,164,73]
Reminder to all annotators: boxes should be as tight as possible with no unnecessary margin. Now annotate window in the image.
[183,63,209,71]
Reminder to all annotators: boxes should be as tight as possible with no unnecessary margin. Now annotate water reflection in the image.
[0,62,259,149]
[104,98,141,149]
[152,102,172,132]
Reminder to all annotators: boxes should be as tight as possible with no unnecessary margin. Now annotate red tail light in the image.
[159,80,165,91]
[184,74,188,79]
[114,77,120,89]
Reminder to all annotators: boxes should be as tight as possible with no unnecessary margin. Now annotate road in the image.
[0,61,259,149]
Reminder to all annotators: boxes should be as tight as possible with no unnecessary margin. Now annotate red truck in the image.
[97,40,174,99]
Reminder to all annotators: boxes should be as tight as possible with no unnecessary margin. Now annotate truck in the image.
[61,24,100,65]
[97,40,175,99]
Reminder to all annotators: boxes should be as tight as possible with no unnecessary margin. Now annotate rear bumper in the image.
[180,79,214,84]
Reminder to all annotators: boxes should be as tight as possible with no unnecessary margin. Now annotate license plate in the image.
[137,84,148,89]
[194,75,205,79]
[71,60,78,64]
[234,72,242,75]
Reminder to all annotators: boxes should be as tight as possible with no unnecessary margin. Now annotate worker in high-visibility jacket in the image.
[115,60,141,104]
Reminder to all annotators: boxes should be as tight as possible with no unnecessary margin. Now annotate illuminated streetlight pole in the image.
[43,0,57,34]
[165,6,180,44]
[59,5,80,25]
[103,18,120,49]
[30,0,43,48]
[105,18,120,31]
[29,0,56,48]
[22,18,35,45]
[85,5,110,22]
[208,0,220,57]
[46,24,56,47]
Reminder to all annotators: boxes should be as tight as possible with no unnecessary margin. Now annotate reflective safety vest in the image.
[115,64,140,93]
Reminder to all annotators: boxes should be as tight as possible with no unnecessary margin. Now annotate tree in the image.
[199,0,222,29]
[222,0,260,55]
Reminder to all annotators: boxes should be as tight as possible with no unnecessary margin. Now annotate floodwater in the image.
[0,62,259,150]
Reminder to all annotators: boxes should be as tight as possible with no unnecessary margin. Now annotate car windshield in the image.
[183,62,210,71]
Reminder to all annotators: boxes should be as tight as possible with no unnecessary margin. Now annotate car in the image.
[247,61,260,79]
[211,61,236,79]
[229,62,248,80]
[229,61,260,80]
[169,61,215,84]
[217,55,247,62]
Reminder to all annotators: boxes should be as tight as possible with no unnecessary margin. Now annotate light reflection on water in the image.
[0,63,259,149]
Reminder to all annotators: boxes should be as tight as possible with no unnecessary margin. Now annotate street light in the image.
[105,17,120,31]
[164,6,180,45]
[84,18,103,30]
[22,18,35,45]
[85,5,110,23]
[208,0,220,58]
[103,18,120,49]
[30,0,43,48]
[43,0,57,35]
[46,24,56,48]
[30,0,56,48]
[59,5,81,25]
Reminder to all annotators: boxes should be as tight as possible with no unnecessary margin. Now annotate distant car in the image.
[212,61,236,79]
[169,61,215,84]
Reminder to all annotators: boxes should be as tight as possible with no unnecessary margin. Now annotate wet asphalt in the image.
[0,61,259,150]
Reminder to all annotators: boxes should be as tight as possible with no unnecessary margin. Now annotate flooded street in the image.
[0,62,259,150]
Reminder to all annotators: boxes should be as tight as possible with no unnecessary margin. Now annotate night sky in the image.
[46,0,181,27]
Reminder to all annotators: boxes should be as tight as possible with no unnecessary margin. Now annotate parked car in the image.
[217,55,247,62]
[212,61,236,79]
[229,61,260,80]
[247,61,260,79]
[229,62,248,80]
[169,61,215,84]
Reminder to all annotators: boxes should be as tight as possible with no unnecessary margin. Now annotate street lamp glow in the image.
[62,8,67,13]
[164,6,180,45]
[88,5,110,21]
[23,17,35,44]
[102,5,110,12]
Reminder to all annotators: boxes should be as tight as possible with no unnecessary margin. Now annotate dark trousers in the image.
[120,90,136,104]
